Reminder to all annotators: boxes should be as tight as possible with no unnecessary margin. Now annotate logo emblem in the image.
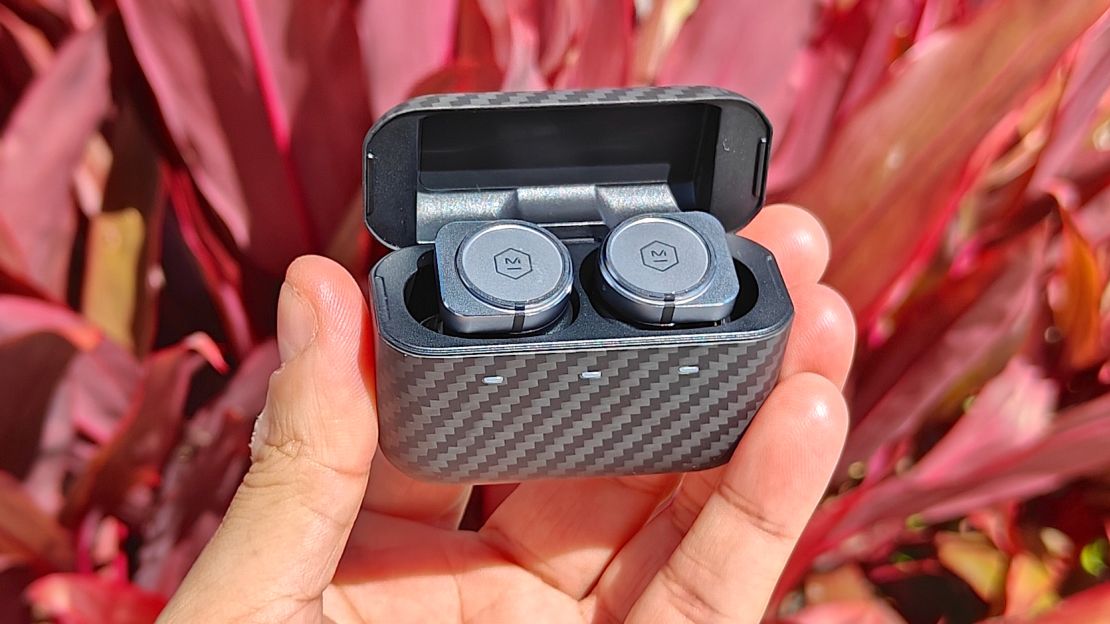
[640,241,679,272]
[494,248,532,279]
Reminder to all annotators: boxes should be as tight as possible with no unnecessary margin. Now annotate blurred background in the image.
[1,0,1109,622]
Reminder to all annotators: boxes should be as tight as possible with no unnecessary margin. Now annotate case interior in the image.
[364,89,772,249]
[363,87,787,355]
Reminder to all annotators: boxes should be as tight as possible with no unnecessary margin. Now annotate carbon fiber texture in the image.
[376,330,789,483]
[375,85,741,122]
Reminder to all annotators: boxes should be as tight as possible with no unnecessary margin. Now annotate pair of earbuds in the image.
[434,213,740,335]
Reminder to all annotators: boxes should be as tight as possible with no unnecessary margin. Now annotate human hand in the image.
[159,204,855,623]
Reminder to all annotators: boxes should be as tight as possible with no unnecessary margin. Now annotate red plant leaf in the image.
[1032,15,1110,192]
[780,598,908,624]
[486,0,549,90]
[0,297,140,514]
[910,360,1056,487]
[60,335,225,527]
[770,0,920,191]
[784,365,1110,604]
[1033,581,1110,623]
[358,0,458,115]
[0,332,78,488]
[787,0,1110,320]
[0,19,110,298]
[1048,208,1108,370]
[0,472,73,574]
[24,573,165,624]
[629,0,697,84]
[656,0,819,129]
[552,0,634,89]
[134,342,277,594]
[852,358,1055,529]
[116,0,371,275]
[534,0,581,77]
[409,0,508,95]
[0,6,41,126]
[842,234,1043,476]
[163,166,255,359]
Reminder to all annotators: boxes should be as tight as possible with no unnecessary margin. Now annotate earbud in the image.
[598,213,738,325]
[435,220,573,335]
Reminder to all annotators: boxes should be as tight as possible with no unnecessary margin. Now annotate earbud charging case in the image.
[364,86,792,484]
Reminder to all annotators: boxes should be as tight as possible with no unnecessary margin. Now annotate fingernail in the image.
[277,282,316,363]
[250,410,269,460]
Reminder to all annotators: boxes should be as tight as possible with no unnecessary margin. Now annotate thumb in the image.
[162,255,378,623]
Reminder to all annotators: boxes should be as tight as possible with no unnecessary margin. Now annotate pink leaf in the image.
[1032,15,1110,192]
[552,0,634,88]
[842,235,1043,476]
[911,359,1056,485]
[840,360,1056,538]
[780,599,908,624]
[0,19,110,298]
[495,2,549,90]
[657,0,819,130]
[358,0,458,115]
[0,472,73,574]
[409,0,505,95]
[0,333,79,486]
[1033,583,1110,623]
[0,297,141,514]
[24,573,165,624]
[770,0,920,191]
[785,365,1110,603]
[134,342,277,594]
[116,0,371,275]
[787,0,1110,319]
[60,336,225,527]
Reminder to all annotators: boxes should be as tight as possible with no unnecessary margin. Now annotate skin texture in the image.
[160,204,855,624]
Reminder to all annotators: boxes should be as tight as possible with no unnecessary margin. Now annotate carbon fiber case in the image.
[376,330,788,483]
[365,86,791,483]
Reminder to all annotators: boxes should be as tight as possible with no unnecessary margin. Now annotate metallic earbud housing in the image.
[435,220,573,335]
[598,212,739,325]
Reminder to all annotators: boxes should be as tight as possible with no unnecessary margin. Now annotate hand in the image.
[160,204,855,623]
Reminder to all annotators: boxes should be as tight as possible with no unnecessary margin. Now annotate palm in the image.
[329,475,703,622]
[330,508,586,621]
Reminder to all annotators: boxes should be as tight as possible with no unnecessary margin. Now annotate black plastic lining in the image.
[363,88,773,250]
[418,104,719,205]
[371,236,793,357]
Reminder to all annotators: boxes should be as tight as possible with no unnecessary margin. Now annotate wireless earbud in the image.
[435,220,573,335]
[598,212,739,325]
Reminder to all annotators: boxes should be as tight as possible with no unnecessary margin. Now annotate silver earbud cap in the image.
[436,221,573,334]
[599,213,739,325]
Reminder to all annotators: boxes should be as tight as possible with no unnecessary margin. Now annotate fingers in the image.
[739,204,831,286]
[623,373,848,623]
[161,256,377,623]
[780,283,856,389]
[478,474,679,599]
[591,373,848,622]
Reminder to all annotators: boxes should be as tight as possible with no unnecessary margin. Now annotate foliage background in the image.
[1,0,1110,622]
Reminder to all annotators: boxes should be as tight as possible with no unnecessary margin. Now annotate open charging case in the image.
[365,86,793,483]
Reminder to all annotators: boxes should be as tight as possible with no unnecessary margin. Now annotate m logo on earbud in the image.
[640,241,679,272]
[494,248,533,279]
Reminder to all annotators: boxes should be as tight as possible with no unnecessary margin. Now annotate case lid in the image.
[363,86,772,250]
